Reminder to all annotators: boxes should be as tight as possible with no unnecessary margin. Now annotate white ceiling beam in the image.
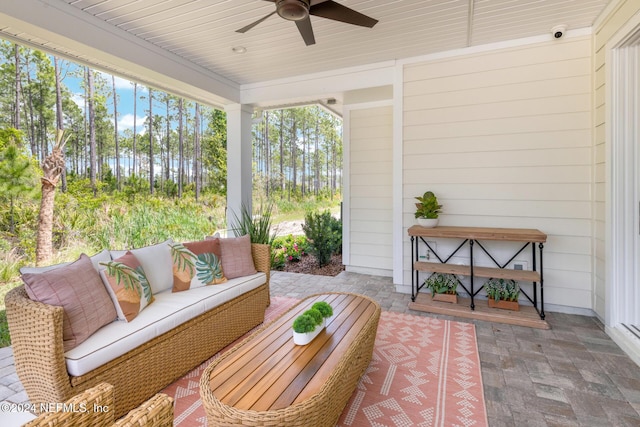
[240,60,396,107]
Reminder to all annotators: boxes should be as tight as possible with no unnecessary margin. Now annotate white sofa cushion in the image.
[64,272,266,377]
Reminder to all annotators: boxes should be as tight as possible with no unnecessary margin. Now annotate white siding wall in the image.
[347,106,394,275]
[593,0,640,319]
[402,37,594,309]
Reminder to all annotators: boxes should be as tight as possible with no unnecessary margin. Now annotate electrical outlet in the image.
[513,261,528,270]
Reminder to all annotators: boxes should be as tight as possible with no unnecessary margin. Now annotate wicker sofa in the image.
[6,242,271,419]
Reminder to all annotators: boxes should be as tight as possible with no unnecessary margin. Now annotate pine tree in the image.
[0,129,36,234]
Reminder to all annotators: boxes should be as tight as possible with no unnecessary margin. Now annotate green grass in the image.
[0,310,10,347]
[271,199,341,223]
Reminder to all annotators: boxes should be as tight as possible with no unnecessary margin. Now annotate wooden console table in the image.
[408,225,547,323]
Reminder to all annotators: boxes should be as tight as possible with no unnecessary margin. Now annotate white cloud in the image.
[71,92,84,109]
[111,76,149,93]
[94,70,148,92]
[112,75,134,90]
[118,113,147,131]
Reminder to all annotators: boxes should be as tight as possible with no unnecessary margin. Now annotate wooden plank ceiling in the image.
[37,0,610,85]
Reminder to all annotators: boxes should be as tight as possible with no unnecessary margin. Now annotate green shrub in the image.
[302,210,341,267]
[329,214,342,255]
[271,250,286,270]
[272,234,307,262]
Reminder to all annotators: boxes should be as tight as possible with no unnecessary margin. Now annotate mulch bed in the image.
[281,253,344,276]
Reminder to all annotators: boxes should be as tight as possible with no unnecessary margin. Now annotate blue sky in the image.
[61,61,151,134]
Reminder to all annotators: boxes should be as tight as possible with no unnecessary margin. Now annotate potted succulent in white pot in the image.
[414,191,442,227]
[292,301,333,345]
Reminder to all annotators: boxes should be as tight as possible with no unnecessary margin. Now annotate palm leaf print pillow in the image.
[170,241,227,292]
[100,251,154,322]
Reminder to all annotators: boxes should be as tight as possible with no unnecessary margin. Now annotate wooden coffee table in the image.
[200,292,381,427]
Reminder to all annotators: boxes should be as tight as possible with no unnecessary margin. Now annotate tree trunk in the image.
[178,98,184,197]
[25,55,37,157]
[82,69,87,177]
[265,110,270,197]
[9,197,15,235]
[54,56,67,193]
[14,44,21,130]
[87,67,97,196]
[36,181,56,265]
[112,75,120,189]
[291,112,297,197]
[279,110,284,195]
[36,130,66,266]
[194,102,201,201]
[314,117,319,196]
[301,116,306,196]
[133,82,137,177]
[165,96,171,185]
[149,88,154,194]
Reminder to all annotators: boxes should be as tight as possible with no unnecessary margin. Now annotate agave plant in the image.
[231,202,276,245]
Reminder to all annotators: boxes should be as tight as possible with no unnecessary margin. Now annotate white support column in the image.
[392,63,404,288]
[225,103,254,230]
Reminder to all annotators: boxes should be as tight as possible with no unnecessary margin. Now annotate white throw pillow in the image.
[130,239,174,294]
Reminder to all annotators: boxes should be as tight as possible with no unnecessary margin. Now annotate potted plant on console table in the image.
[414,191,442,227]
[424,272,458,303]
[292,301,334,345]
[484,278,520,311]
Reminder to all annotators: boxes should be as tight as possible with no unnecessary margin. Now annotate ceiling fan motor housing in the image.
[276,0,310,21]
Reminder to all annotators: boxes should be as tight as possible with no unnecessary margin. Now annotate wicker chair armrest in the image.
[5,285,72,406]
[23,382,115,426]
[113,393,174,427]
[251,243,271,284]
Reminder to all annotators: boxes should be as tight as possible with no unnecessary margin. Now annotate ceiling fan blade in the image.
[295,16,316,46]
[310,0,378,28]
[236,10,277,33]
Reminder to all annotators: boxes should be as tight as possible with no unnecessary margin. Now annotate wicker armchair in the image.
[23,382,174,427]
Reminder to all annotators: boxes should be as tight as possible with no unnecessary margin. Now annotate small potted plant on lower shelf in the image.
[424,272,458,303]
[484,278,520,311]
[292,301,334,345]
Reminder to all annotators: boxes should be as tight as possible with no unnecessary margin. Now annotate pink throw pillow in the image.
[22,254,117,352]
[219,234,257,279]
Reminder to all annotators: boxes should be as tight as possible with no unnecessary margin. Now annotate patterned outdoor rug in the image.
[163,296,488,427]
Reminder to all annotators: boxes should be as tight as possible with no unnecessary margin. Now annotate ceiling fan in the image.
[237,0,378,46]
